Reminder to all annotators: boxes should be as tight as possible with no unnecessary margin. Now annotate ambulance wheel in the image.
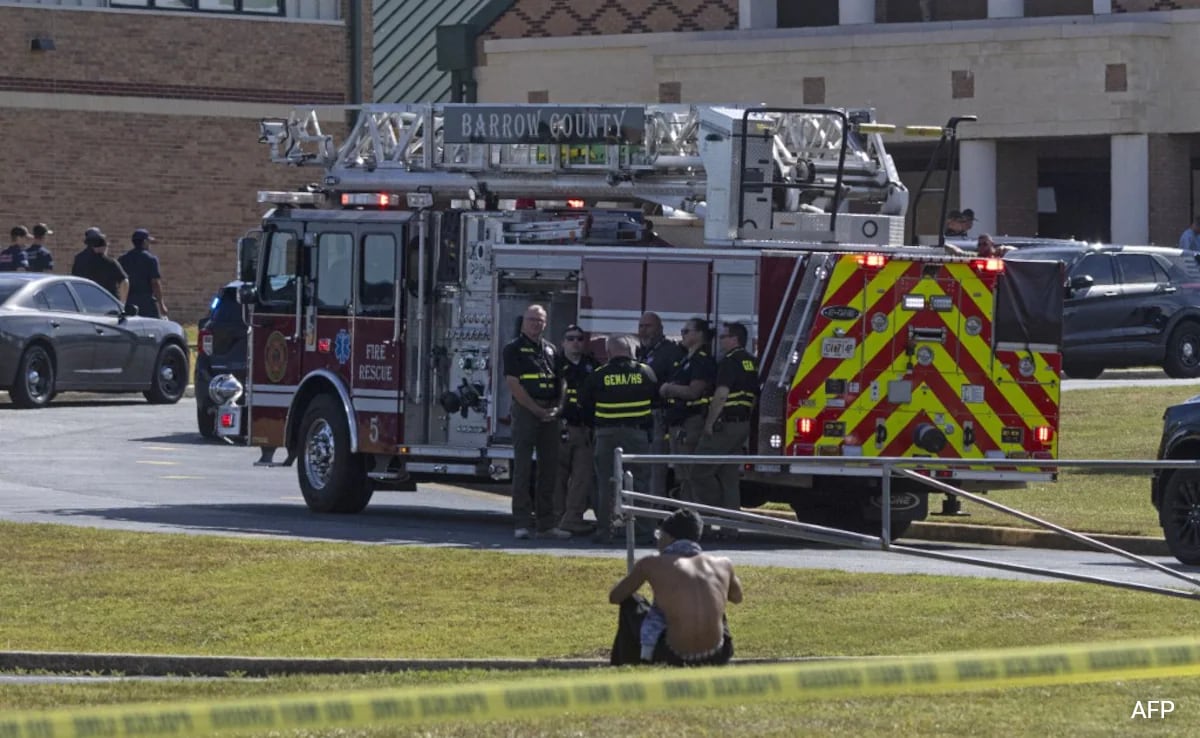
[144,344,188,404]
[1062,363,1103,380]
[11,344,54,409]
[297,395,372,514]
[1164,320,1200,378]
[1159,470,1200,565]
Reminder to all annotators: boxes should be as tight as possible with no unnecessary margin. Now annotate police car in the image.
[195,280,248,439]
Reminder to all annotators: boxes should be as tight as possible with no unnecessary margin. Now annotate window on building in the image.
[776,0,838,28]
[110,0,284,15]
[878,0,986,23]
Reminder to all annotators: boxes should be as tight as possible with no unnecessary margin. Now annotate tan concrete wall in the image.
[480,20,1194,136]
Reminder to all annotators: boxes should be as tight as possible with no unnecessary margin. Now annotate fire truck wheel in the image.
[11,344,55,409]
[144,344,188,404]
[1164,321,1200,379]
[297,394,372,513]
[1159,470,1200,565]
[1062,362,1104,380]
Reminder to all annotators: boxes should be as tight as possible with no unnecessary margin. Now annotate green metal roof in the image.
[373,0,492,103]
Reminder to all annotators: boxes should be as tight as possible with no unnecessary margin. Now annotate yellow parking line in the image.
[161,475,204,480]
[135,460,178,466]
[140,446,177,452]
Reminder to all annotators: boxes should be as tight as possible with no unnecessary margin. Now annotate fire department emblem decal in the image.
[334,329,352,365]
[263,331,288,383]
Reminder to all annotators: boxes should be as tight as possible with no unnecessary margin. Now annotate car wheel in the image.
[144,344,188,405]
[10,345,55,409]
[296,394,372,513]
[196,394,217,439]
[1159,469,1200,565]
[1062,363,1104,380]
[1164,320,1200,379]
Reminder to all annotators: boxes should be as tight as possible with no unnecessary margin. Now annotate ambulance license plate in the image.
[820,337,857,359]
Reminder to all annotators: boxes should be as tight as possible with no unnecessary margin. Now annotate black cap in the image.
[562,323,585,337]
[947,210,962,219]
[658,508,703,543]
[132,228,156,243]
[11,225,29,239]
[31,223,52,237]
[84,227,105,242]
[961,208,976,220]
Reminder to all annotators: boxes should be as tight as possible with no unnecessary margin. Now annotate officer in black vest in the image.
[694,321,761,524]
[661,317,717,503]
[554,324,598,534]
[580,334,658,544]
[502,304,569,541]
[71,228,128,302]
[637,311,685,498]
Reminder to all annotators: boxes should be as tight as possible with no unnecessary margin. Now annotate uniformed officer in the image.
[502,304,570,541]
[579,334,658,544]
[0,226,30,272]
[660,317,716,503]
[70,228,128,302]
[554,324,599,535]
[118,228,169,319]
[694,321,761,521]
[636,311,685,499]
[24,223,54,272]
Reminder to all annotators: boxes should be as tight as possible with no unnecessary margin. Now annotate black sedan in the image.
[0,273,189,408]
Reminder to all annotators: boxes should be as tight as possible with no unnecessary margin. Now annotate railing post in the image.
[624,470,636,572]
[881,461,892,548]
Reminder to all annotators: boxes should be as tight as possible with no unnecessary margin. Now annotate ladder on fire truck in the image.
[257,102,915,244]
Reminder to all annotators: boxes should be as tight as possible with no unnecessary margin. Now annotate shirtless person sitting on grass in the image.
[608,509,743,666]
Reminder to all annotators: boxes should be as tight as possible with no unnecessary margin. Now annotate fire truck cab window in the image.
[259,231,298,310]
[315,232,353,314]
[359,233,397,317]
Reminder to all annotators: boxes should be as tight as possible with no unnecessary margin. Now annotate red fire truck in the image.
[217,103,1063,534]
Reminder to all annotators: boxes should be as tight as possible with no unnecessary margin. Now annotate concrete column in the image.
[1111,134,1150,245]
[959,140,997,238]
[839,0,875,25]
[987,0,1024,18]
[738,0,776,29]
[1093,0,1113,14]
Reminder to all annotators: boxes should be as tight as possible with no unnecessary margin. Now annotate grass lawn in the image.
[3,522,1200,735]
[949,385,1200,536]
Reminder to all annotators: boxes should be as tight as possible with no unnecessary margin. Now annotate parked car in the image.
[195,281,248,439]
[1153,396,1200,564]
[0,273,188,407]
[1010,244,1200,379]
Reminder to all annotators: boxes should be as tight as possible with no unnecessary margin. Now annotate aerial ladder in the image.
[257,102,923,247]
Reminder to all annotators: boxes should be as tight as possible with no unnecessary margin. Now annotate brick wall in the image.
[1148,133,1192,245]
[0,4,365,320]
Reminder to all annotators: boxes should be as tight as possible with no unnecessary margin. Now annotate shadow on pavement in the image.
[131,432,214,446]
[40,502,851,552]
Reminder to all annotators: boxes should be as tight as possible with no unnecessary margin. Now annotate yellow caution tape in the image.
[855,123,897,135]
[4,636,1200,736]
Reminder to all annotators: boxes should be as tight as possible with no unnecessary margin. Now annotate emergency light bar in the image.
[258,191,322,206]
[970,258,1005,273]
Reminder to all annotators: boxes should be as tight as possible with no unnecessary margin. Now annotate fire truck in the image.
[218,102,1064,534]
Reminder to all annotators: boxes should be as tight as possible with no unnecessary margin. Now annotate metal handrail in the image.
[611,449,1200,600]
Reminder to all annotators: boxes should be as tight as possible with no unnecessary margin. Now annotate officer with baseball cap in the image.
[0,226,30,272]
[24,223,55,272]
[118,228,168,319]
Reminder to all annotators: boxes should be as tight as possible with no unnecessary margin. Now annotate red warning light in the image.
[566,198,586,209]
[855,253,888,269]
